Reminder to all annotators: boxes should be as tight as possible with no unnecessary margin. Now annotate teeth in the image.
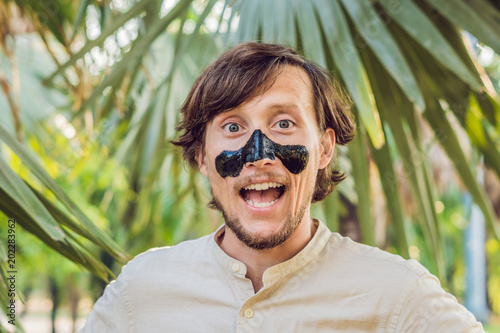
[244,197,280,208]
[241,182,285,208]
[242,182,283,191]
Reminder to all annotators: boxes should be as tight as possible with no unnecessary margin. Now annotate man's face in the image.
[198,66,335,250]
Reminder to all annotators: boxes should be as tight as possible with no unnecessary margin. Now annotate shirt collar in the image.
[212,224,248,277]
[211,220,332,284]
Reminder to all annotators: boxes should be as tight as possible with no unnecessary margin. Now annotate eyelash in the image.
[223,123,241,133]
[275,119,294,129]
[222,119,295,133]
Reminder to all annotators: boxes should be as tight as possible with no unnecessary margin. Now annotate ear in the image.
[318,128,335,169]
[197,146,208,177]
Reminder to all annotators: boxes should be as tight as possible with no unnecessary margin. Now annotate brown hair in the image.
[172,42,356,202]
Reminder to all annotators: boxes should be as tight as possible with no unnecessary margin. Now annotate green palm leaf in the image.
[316,0,384,148]
[0,123,129,265]
[338,0,424,109]
[425,0,500,55]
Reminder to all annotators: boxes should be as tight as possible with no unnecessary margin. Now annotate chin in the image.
[241,218,287,235]
[224,207,306,251]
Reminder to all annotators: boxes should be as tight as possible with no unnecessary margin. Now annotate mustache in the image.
[232,171,290,194]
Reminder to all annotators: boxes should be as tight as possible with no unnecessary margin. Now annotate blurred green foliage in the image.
[0,0,500,330]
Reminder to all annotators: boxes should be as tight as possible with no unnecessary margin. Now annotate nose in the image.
[245,157,275,169]
[243,130,276,169]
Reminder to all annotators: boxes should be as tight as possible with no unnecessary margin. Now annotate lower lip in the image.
[240,191,285,213]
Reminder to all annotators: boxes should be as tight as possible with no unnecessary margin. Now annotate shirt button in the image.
[244,308,254,319]
[231,263,240,272]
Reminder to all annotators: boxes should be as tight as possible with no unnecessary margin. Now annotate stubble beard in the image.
[210,187,312,251]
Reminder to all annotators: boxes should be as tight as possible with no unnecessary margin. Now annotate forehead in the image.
[267,65,313,94]
[224,65,314,117]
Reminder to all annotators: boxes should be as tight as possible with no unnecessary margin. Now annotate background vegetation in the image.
[0,0,500,331]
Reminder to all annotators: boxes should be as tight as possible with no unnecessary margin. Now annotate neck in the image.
[219,215,317,293]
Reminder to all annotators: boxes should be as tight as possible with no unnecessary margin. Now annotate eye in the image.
[276,120,293,129]
[224,123,240,133]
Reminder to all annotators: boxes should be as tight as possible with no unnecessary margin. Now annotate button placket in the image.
[231,262,240,272]
[243,308,254,319]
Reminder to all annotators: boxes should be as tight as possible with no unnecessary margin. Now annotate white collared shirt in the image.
[80,221,483,332]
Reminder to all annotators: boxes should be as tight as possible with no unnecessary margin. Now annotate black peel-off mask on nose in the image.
[215,130,309,178]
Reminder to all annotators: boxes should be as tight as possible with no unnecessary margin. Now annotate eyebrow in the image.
[222,102,302,119]
[267,103,300,111]
[267,104,303,119]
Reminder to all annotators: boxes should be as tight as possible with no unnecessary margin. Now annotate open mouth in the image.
[239,182,286,208]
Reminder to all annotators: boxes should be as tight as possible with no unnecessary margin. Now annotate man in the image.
[81,43,483,332]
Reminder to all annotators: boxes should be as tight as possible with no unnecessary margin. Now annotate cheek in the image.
[208,173,230,199]
[290,162,317,192]
[295,150,321,193]
[206,159,233,191]
[274,144,309,175]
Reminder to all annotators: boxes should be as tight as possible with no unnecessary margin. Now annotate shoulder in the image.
[118,232,215,284]
[318,233,428,315]
[80,232,219,331]
[326,232,427,279]
[132,232,213,262]
[322,233,483,331]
